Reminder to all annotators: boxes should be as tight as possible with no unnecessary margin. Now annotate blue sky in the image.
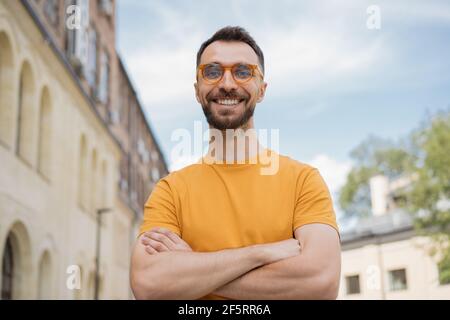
[116,0,450,223]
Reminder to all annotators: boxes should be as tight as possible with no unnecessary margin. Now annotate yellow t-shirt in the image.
[139,149,339,299]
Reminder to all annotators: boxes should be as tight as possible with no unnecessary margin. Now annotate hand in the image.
[213,239,301,298]
[141,227,192,255]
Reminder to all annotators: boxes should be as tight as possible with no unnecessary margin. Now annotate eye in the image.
[203,64,223,79]
[233,64,252,79]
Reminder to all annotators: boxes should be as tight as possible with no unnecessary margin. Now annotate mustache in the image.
[207,90,248,101]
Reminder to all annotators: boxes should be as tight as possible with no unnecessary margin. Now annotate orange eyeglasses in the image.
[197,63,264,85]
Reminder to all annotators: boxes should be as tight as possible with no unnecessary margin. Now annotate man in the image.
[130,26,341,300]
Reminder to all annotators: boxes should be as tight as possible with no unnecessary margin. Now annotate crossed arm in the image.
[130,223,341,300]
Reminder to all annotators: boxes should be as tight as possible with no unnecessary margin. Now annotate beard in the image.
[201,90,256,130]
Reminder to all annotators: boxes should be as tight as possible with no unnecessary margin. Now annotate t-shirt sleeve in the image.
[138,178,181,237]
[293,167,339,234]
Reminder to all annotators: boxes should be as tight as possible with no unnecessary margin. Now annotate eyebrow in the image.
[207,61,251,66]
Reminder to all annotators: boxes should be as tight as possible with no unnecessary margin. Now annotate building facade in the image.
[338,176,450,299]
[0,0,168,299]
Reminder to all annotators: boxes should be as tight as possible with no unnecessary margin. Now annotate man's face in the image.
[194,41,267,130]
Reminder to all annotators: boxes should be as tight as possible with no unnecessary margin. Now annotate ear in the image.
[256,81,267,103]
[194,82,200,103]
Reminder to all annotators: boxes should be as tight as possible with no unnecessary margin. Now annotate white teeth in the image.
[216,99,240,105]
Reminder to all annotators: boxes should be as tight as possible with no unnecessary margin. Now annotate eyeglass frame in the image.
[196,62,264,85]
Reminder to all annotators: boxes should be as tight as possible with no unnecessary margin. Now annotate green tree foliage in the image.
[409,110,450,232]
[409,110,450,284]
[339,109,450,283]
[339,135,416,217]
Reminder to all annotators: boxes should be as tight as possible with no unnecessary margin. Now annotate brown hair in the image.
[196,26,265,74]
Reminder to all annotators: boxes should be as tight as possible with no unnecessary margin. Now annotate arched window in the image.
[1,223,32,299]
[16,62,36,165]
[78,135,88,209]
[37,88,52,179]
[1,236,14,300]
[37,251,52,299]
[0,32,14,147]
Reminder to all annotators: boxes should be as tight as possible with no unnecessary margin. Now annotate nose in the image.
[217,69,238,91]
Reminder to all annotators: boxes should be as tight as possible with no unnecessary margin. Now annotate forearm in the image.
[131,245,268,300]
[215,255,338,300]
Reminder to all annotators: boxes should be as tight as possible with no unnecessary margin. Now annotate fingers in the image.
[145,245,158,255]
[155,227,183,244]
[142,227,177,251]
[142,232,174,252]
[141,227,193,253]
[142,236,170,252]
[152,227,192,250]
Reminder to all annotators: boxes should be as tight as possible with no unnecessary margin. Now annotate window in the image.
[151,151,159,162]
[119,157,129,196]
[87,28,97,90]
[16,62,36,165]
[37,88,52,180]
[109,109,120,124]
[388,269,407,291]
[98,50,110,104]
[65,0,89,76]
[99,0,113,17]
[137,139,149,163]
[44,0,59,27]
[345,275,361,295]
[151,167,160,182]
[119,178,128,192]
[0,32,15,147]
[1,236,14,300]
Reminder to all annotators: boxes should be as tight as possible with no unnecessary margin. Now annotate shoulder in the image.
[275,151,318,177]
[271,152,329,192]
[156,162,208,191]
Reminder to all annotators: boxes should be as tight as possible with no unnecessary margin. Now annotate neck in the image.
[206,119,262,163]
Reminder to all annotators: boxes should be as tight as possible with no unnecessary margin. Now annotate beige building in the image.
[338,175,450,299]
[0,0,167,299]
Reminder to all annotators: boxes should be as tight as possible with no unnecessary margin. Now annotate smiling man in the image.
[130,26,341,300]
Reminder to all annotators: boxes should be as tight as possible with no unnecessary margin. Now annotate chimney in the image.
[369,175,389,216]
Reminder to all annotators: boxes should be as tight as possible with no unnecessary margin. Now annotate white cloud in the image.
[309,154,352,195]
[387,1,450,24]
[120,0,450,119]
[120,0,391,120]
[262,26,388,98]
[122,1,204,107]
[309,154,353,226]
[127,46,198,106]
